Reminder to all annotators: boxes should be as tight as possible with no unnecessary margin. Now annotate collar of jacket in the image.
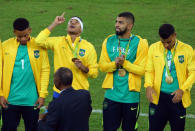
[66,35,81,48]
[60,87,74,95]
[14,37,33,47]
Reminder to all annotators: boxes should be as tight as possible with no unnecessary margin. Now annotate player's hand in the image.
[171,89,183,103]
[39,106,48,121]
[115,56,125,67]
[0,96,9,108]
[48,12,66,31]
[146,87,157,103]
[74,58,83,68]
[53,12,65,25]
[115,57,120,67]
[120,55,125,65]
[39,113,47,121]
[34,97,45,109]
[74,59,89,73]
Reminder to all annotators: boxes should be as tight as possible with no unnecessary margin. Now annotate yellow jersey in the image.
[144,40,195,108]
[35,29,98,93]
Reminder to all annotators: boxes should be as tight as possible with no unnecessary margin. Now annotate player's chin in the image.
[115,31,122,35]
[20,41,27,45]
[68,30,79,35]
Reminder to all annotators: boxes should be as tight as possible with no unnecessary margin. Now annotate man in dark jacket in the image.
[38,67,92,131]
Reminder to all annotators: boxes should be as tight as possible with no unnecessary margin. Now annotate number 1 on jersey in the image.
[21,59,24,70]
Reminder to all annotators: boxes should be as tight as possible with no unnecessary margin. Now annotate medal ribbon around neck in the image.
[164,40,178,77]
[118,34,133,58]
[117,35,133,69]
[65,38,81,58]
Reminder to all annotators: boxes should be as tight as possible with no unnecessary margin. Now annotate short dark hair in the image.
[118,12,135,24]
[159,24,175,39]
[55,67,73,86]
[13,18,29,31]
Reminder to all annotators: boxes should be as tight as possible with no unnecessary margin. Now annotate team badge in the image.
[178,55,184,63]
[103,101,108,110]
[150,107,155,116]
[34,50,40,58]
[79,49,85,57]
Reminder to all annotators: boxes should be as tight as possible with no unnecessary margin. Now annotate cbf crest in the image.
[79,49,85,57]
[34,50,40,58]
[150,107,155,116]
[178,55,184,63]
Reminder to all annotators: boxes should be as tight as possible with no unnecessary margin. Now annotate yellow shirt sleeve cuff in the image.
[39,93,47,98]
[44,28,51,35]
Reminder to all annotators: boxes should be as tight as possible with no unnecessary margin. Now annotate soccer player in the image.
[145,24,195,131]
[99,12,148,131]
[0,18,50,131]
[35,13,98,99]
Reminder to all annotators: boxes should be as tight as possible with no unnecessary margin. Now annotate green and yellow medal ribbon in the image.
[118,35,133,58]
[65,38,81,58]
[164,41,178,76]
[117,35,133,69]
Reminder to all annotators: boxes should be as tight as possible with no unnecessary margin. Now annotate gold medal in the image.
[165,76,173,84]
[118,68,126,77]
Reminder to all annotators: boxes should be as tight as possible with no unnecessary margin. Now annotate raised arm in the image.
[35,12,66,50]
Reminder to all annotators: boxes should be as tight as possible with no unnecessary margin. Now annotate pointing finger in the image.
[61,12,65,17]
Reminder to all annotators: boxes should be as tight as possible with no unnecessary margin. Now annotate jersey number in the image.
[21,59,24,70]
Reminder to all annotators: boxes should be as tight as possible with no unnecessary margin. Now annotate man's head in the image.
[159,24,176,50]
[115,12,134,36]
[13,18,32,45]
[54,67,73,90]
[67,16,83,36]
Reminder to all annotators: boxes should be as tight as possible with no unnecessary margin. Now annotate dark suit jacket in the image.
[38,87,92,131]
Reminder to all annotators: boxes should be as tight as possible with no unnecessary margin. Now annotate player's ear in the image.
[28,28,32,33]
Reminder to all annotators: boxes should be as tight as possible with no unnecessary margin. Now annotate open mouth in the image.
[70,25,75,28]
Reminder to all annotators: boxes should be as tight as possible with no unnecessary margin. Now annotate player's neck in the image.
[69,34,80,43]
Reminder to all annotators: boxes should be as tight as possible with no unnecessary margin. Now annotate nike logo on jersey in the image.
[130,107,137,111]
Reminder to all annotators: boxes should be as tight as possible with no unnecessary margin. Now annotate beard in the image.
[115,28,127,36]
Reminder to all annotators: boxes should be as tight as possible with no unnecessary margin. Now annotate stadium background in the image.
[0,0,194,130]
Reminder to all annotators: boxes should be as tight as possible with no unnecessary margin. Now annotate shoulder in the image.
[74,89,91,99]
[30,37,48,51]
[77,89,90,95]
[134,35,147,43]
[100,34,117,47]
[80,39,95,50]
[76,89,91,101]
[177,40,193,57]
[106,34,117,42]
[149,41,161,49]
[178,40,193,50]
[133,35,149,50]
[2,38,16,47]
